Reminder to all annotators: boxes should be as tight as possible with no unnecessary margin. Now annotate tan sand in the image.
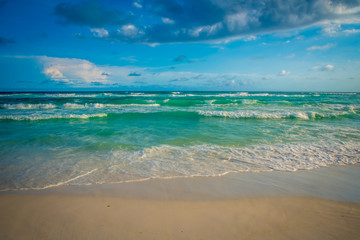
[1,165,360,240]
[1,194,360,240]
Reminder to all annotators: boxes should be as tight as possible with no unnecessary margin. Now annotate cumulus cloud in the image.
[133,2,142,8]
[55,0,132,27]
[279,70,291,76]
[115,24,145,41]
[311,64,335,71]
[161,17,175,24]
[90,28,109,38]
[39,56,109,83]
[44,68,67,82]
[307,43,336,51]
[54,0,360,44]
[342,28,360,34]
[322,23,342,36]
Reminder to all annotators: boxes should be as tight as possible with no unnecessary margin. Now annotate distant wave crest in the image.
[197,110,354,119]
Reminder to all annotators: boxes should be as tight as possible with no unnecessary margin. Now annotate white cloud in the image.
[118,24,143,38]
[225,12,249,32]
[90,28,109,38]
[161,17,175,24]
[279,70,291,76]
[322,65,335,71]
[285,53,295,59]
[39,57,108,84]
[133,2,142,8]
[11,55,276,89]
[322,23,360,36]
[242,35,257,41]
[311,64,335,71]
[44,68,67,82]
[189,22,223,37]
[322,23,342,36]
[343,29,360,34]
[307,43,336,51]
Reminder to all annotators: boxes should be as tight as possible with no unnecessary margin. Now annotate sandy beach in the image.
[1,164,360,240]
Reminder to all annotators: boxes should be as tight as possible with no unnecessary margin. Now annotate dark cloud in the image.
[128,72,141,77]
[55,0,132,27]
[101,72,111,76]
[0,36,15,46]
[57,0,360,44]
[173,55,186,62]
[144,0,224,27]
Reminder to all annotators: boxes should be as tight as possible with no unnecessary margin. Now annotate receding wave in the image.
[2,141,358,191]
[0,113,107,121]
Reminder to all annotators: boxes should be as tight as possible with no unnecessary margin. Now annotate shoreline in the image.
[2,163,360,202]
[1,164,360,240]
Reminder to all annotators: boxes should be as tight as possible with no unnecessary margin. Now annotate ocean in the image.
[0,91,359,191]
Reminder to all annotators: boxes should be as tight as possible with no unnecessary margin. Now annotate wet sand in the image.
[1,164,360,240]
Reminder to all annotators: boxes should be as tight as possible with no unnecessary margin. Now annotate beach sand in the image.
[1,164,360,240]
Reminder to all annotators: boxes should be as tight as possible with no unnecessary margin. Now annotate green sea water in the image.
[0,91,359,190]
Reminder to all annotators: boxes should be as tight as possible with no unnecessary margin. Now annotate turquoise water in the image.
[0,91,359,190]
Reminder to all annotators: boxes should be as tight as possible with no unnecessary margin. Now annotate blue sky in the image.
[0,0,359,91]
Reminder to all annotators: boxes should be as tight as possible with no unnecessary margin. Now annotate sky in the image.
[0,0,359,92]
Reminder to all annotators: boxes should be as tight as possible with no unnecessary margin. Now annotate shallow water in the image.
[0,91,359,190]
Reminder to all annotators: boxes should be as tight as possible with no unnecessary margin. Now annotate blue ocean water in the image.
[0,91,359,190]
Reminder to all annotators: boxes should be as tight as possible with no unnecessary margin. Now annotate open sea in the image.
[0,91,359,191]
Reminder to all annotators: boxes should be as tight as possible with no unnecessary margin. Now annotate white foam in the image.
[2,141,359,191]
[62,103,160,109]
[129,93,156,97]
[17,168,98,191]
[196,110,349,119]
[171,94,195,97]
[241,99,259,104]
[2,103,56,109]
[63,103,86,109]
[44,93,98,98]
[0,113,107,120]
[104,142,360,182]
